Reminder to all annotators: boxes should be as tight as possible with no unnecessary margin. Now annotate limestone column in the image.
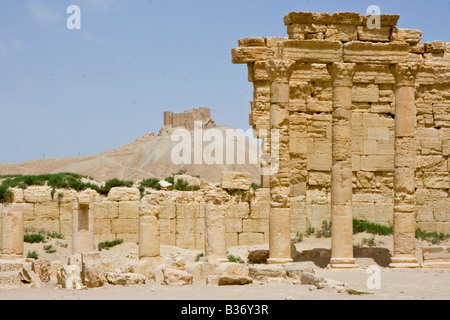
[328,62,357,269]
[266,59,295,264]
[0,206,24,259]
[389,62,420,268]
[139,215,160,259]
[204,193,228,263]
[72,195,95,255]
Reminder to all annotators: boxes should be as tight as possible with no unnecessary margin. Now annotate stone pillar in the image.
[0,206,24,259]
[266,59,295,264]
[72,194,95,255]
[328,62,357,269]
[139,215,160,259]
[204,194,228,263]
[390,62,420,268]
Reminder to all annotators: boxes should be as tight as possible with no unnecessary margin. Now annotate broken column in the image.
[266,59,295,264]
[390,62,420,268]
[72,193,95,255]
[328,62,357,269]
[204,193,228,263]
[139,215,160,259]
[0,206,24,259]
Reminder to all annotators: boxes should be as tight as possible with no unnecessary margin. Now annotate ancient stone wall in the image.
[0,185,270,250]
[163,107,214,130]
[232,12,450,235]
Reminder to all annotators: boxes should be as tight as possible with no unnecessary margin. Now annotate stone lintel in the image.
[282,40,343,63]
[343,42,409,64]
[231,47,277,64]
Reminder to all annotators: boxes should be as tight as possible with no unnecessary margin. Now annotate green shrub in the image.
[305,226,315,237]
[0,173,99,194]
[27,251,39,259]
[227,254,245,264]
[46,231,64,240]
[0,185,13,202]
[295,232,303,243]
[24,232,46,244]
[353,219,393,236]
[99,179,133,195]
[361,236,376,247]
[140,178,161,190]
[195,252,204,262]
[416,229,450,244]
[98,238,124,250]
[316,221,331,238]
[174,179,200,191]
[44,245,56,254]
[251,183,261,191]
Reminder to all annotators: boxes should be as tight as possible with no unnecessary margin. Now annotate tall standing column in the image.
[390,63,420,268]
[204,193,228,263]
[328,62,357,269]
[0,206,24,259]
[266,59,295,264]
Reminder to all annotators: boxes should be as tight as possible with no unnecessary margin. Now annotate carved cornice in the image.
[391,63,420,87]
[327,62,356,87]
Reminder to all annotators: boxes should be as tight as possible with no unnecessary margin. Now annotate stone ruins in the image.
[0,11,449,291]
[159,107,216,135]
[232,12,449,268]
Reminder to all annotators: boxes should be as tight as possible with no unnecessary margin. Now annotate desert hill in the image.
[0,109,262,184]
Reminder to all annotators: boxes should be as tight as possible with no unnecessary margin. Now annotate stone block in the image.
[238,233,265,246]
[110,219,138,234]
[34,202,59,220]
[221,172,252,191]
[423,173,450,189]
[107,188,140,202]
[23,187,52,204]
[118,201,139,219]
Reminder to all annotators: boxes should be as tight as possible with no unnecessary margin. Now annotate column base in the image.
[328,258,358,269]
[0,254,23,260]
[267,258,293,265]
[389,256,419,269]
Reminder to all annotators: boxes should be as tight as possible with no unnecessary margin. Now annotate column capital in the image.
[266,59,296,82]
[391,62,420,87]
[327,62,356,87]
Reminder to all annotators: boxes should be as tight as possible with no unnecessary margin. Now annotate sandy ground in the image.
[1,232,449,300]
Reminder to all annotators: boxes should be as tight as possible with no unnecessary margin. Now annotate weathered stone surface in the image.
[81,252,105,288]
[107,187,140,202]
[220,172,252,190]
[248,264,287,282]
[248,249,269,263]
[105,272,147,285]
[422,246,450,268]
[218,275,253,286]
[162,266,193,286]
[0,271,23,288]
[32,259,51,283]
[56,265,83,290]
[186,262,217,284]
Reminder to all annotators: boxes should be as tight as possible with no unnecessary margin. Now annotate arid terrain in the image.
[1,232,448,300]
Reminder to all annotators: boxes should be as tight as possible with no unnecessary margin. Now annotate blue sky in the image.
[1,0,449,163]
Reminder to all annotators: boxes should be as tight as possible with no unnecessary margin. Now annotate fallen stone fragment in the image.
[162,266,193,286]
[218,275,253,286]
